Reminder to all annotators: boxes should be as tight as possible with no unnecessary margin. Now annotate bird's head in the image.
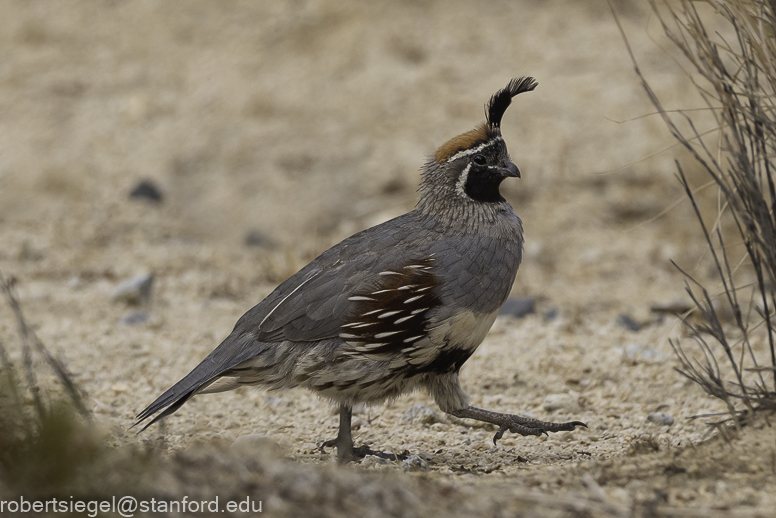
[418,77,536,214]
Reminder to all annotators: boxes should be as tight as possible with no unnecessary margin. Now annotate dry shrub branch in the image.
[614,0,776,429]
[0,269,89,421]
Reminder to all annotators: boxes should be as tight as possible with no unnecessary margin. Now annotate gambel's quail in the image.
[135,77,586,462]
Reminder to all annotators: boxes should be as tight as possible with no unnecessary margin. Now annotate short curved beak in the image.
[503,160,521,178]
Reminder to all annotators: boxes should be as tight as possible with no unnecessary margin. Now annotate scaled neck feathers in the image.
[415,160,517,235]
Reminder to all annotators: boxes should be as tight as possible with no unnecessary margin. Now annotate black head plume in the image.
[486,77,537,132]
[433,76,537,164]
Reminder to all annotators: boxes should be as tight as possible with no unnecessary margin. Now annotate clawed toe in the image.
[492,419,587,445]
[352,446,406,461]
[319,438,338,453]
[320,439,404,462]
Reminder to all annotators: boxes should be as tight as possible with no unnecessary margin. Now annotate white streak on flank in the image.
[404,295,425,304]
[362,309,382,316]
[455,163,472,198]
[359,343,388,350]
[397,285,417,291]
[378,310,402,319]
[259,271,319,329]
[394,315,415,324]
[374,331,401,339]
[339,333,359,339]
[348,295,376,301]
[411,308,429,314]
[446,137,502,162]
[352,323,375,328]
[403,335,424,343]
[379,271,401,276]
[371,289,394,295]
[415,286,433,292]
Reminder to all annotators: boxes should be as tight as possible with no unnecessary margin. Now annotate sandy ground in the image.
[1,1,775,516]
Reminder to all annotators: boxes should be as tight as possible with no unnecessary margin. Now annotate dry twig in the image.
[612,0,776,428]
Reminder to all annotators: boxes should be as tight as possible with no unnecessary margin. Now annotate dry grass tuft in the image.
[615,0,776,431]
[0,270,157,497]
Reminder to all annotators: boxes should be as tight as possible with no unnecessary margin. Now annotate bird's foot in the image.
[449,405,586,445]
[491,415,587,445]
[320,439,406,463]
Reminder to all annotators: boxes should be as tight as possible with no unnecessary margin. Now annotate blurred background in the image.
[0,0,719,439]
[0,0,706,308]
[5,3,776,511]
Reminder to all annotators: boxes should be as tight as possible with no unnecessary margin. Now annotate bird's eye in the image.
[472,154,487,166]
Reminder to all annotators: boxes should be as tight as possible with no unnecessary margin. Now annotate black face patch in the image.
[464,168,507,203]
[462,143,509,203]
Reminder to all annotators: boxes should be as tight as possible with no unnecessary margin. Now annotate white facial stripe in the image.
[455,163,472,197]
[446,136,503,162]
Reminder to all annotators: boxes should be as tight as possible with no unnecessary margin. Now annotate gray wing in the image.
[135,212,428,429]
[238,214,427,342]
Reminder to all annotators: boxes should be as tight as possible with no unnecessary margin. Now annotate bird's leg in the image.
[449,406,587,445]
[320,405,407,463]
[320,405,354,464]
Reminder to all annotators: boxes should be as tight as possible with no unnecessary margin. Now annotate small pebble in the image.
[244,229,276,249]
[120,311,149,325]
[361,455,390,468]
[402,404,446,425]
[616,314,642,332]
[542,393,580,412]
[498,297,536,318]
[624,343,666,361]
[401,455,430,473]
[650,301,692,316]
[111,273,155,306]
[129,180,164,203]
[111,382,128,393]
[647,412,675,425]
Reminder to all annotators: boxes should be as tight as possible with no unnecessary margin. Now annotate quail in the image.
[135,77,586,463]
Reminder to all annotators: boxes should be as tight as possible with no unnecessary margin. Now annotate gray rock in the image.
[111,273,154,306]
[401,455,430,473]
[616,314,642,332]
[647,412,675,426]
[244,229,276,249]
[650,301,692,316]
[120,311,149,325]
[419,451,435,462]
[129,180,163,203]
[498,297,536,318]
[361,455,390,468]
[402,404,446,425]
[542,393,580,412]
